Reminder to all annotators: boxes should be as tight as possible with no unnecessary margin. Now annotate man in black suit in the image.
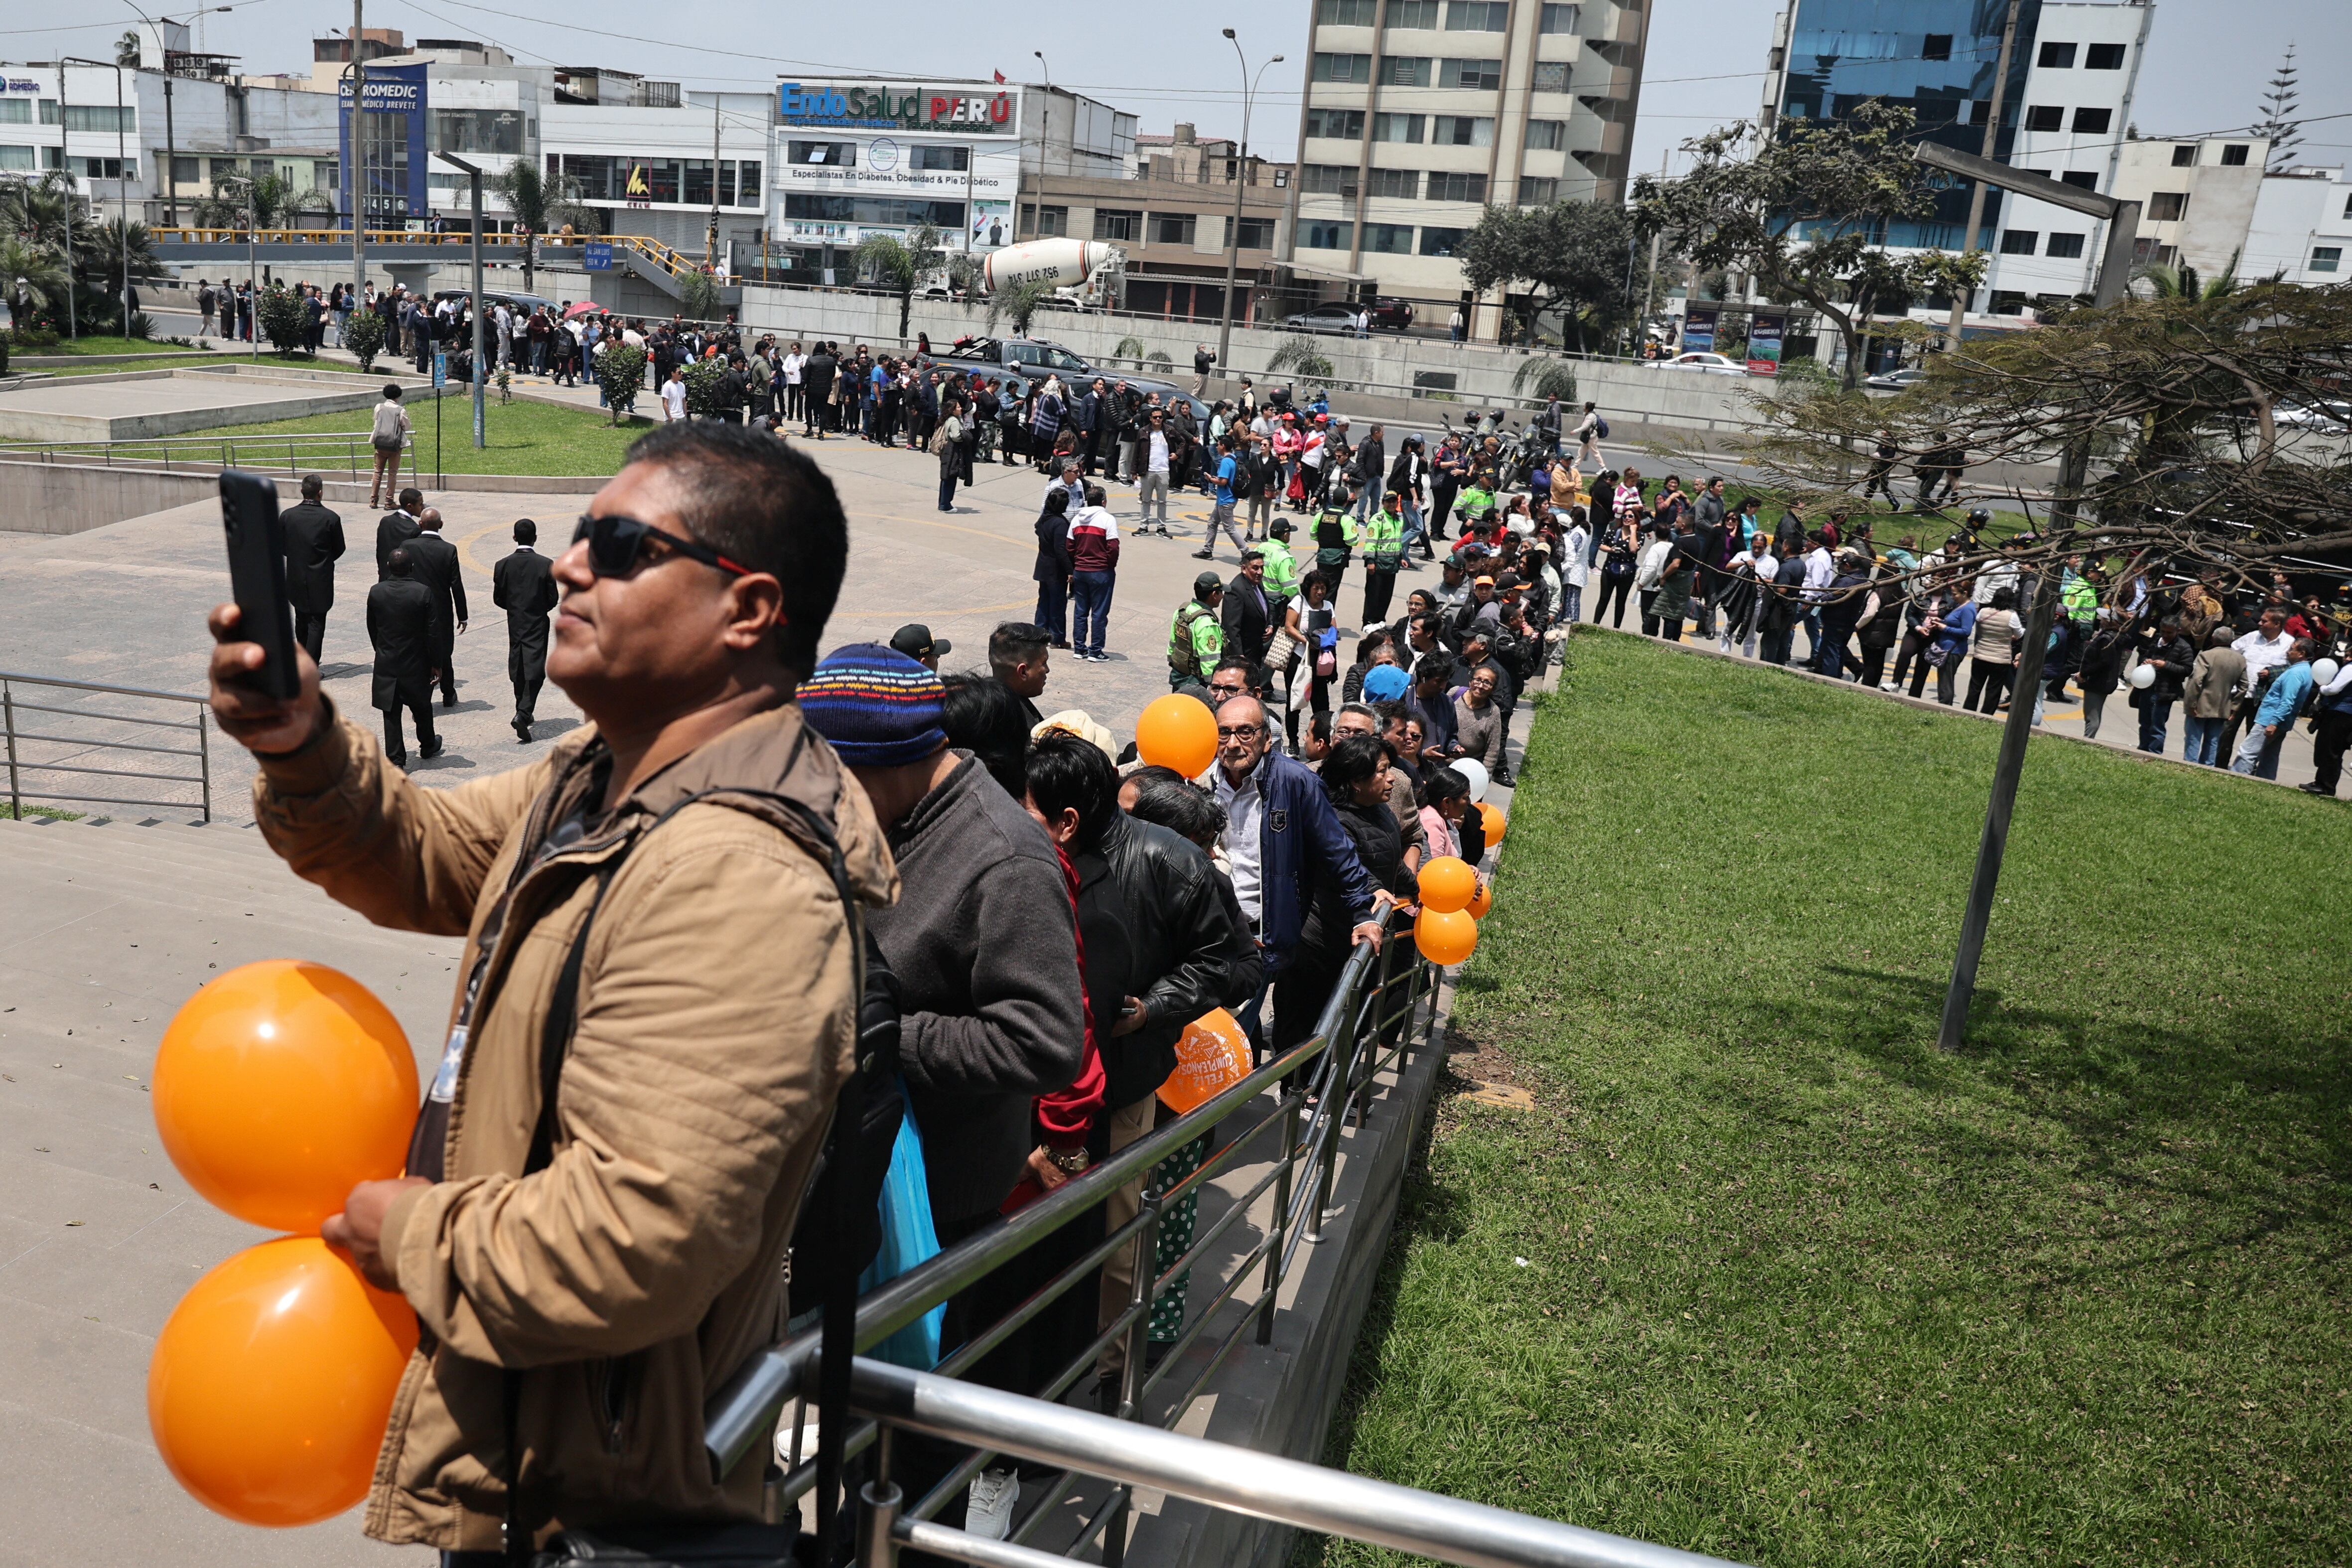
[375,487,424,579]
[279,473,345,661]
[366,547,439,765]
[490,517,558,742]
[1221,549,1275,662]
[405,508,467,708]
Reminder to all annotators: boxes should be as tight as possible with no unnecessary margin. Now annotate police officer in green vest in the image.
[1360,489,1408,626]
[1260,517,1301,623]
[1168,571,1226,694]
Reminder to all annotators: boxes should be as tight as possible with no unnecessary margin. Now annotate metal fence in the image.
[0,671,212,821]
[0,429,412,478]
[698,929,1738,1568]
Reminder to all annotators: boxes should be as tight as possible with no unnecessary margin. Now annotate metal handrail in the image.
[855,1359,1748,1568]
[0,671,211,822]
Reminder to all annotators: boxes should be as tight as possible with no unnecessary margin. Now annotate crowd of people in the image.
[213,421,1514,1557]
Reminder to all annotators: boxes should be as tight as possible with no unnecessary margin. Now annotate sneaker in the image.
[1192,549,1215,560]
[966,1469,1019,1541]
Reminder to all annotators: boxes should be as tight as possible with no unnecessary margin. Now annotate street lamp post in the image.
[51,62,76,340]
[437,151,488,449]
[1215,31,1283,373]
[64,54,133,335]
[124,5,230,229]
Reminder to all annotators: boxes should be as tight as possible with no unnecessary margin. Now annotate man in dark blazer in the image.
[1221,549,1275,662]
[366,547,439,765]
[404,508,467,708]
[279,473,345,661]
[375,487,424,579]
[490,517,558,742]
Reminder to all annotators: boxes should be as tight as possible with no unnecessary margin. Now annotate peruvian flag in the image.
[993,70,1006,84]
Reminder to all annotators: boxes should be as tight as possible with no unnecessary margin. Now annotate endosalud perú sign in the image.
[778,83,1017,136]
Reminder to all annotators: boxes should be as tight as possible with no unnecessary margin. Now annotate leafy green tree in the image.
[1457,200,1637,352]
[984,277,1054,340]
[256,283,311,356]
[1510,358,1579,404]
[342,304,386,371]
[191,171,332,232]
[679,355,729,416]
[1635,103,1985,391]
[597,341,648,423]
[678,269,726,324]
[855,224,942,342]
[1267,333,1335,382]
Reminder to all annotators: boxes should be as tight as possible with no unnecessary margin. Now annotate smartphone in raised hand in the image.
[218,468,300,700]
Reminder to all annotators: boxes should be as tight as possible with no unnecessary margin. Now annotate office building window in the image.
[2025,105,2064,132]
[0,100,28,124]
[1235,216,1275,249]
[1520,176,1558,204]
[1093,208,1141,241]
[1923,34,1952,61]
[40,103,136,133]
[1532,61,1570,92]
[2343,194,2352,221]
[2037,40,2076,68]
[77,156,137,180]
[1430,115,1494,146]
[1316,0,1377,21]
[2000,230,2039,255]
[2220,143,2249,165]
[209,155,241,183]
[1427,171,1487,202]
[2310,247,2342,273]
[1365,222,1415,253]
[1373,113,1426,143]
[911,145,969,172]
[2086,42,2126,69]
[1152,212,1197,246]
[736,159,761,199]
[1388,0,1442,25]
[171,155,201,185]
[429,108,524,155]
[1525,118,1567,150]
[2061,170,2098,189]
[1369,167,1420,198]
[0,144,32,171]
[1302,220,1354,250]
[1035,205,1068,237]
[316,161,338,193]
[792,141,855,169]
[1381,56,1433,86]
[1418,226,1466,256]
[1305,108,1366,140]
[1312,52,1373,83]
[1539,2,1578,32]
[2170,143,2195,166]
[2046,233,2085,259]
[1440,58,1504,90]
[1302,163,1357,194]
[2073,107,2111,134]
[684,160,714,206]
[784,194,965,228]
[1446,0,1510,29]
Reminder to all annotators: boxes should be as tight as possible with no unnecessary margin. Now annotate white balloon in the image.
[2313,657,2342,688]
[2128,663,2157,690]
[1451,757,1491,804]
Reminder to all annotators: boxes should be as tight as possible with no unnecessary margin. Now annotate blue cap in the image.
[1362,664,1411,703]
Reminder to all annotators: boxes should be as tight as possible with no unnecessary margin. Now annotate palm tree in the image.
[1,235,71,328]
[490,162,593,294]
[855,224,942,343]
[0,171,92,259]
[191,171,333,233]
[116,29,143,67]
[91,218,166,325]
[2132,253,2242,304]
[983,278,1055,340]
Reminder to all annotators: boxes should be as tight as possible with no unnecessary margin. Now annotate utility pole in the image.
[54,62,77,340]
[1642,147,1667,322]
[65,55,134,332]
[1215,33,1283,371]
[1944,0,2023,350]
[351,0,366,308]
[1912,143,2142,1051]
[705,93,721,273]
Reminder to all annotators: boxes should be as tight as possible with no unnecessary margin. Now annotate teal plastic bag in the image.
[855,1099,944,1369]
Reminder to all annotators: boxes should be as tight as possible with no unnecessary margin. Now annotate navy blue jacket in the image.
[1246,750,1380,975]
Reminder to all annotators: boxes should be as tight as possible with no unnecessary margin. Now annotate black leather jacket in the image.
[1072,814,1238,1110]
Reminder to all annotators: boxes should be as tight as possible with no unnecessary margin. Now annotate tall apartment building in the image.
[1286,0,1652,338]
[1760,0,2153,317]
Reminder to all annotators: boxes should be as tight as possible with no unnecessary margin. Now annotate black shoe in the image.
[1192,550,1214,560]
[386,751,408,769]
[514,719,534,742]
[1094,1373,1121,1416]
[419,738,445,761]
[2298,781,2333,796]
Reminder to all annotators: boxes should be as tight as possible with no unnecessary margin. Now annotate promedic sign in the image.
[777,81,1018,136]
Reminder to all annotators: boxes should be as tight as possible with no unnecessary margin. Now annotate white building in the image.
[1287,0,1652,334]
[2244,163,2352,284]
[2113,132,2270,278]
[1972,0,2153,312]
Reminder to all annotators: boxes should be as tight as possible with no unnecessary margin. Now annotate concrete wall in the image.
[0,458,597,536]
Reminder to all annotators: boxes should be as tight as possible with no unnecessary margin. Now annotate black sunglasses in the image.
[571,513,751,579]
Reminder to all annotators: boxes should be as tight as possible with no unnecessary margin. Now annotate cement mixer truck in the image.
[982,238,1124,307]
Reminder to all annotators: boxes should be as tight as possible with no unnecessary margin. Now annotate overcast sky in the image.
[10,0,2346,175]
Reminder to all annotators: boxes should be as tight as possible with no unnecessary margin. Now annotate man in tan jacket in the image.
[205,422,895,1558]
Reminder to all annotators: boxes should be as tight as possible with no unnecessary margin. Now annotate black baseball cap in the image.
[1194,571,1226,597]
[889,623,950,661]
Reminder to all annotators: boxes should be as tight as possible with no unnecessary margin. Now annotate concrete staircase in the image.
[0,811,450,1568]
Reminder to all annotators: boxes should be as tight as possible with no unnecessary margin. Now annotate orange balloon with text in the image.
[148,1236,418,1527]
[1133,694,1220,778]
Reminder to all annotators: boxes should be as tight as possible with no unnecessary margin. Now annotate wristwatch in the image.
[1046,1146,1092,1177]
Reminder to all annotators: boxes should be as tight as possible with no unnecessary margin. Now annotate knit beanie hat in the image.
[800,644,947,767]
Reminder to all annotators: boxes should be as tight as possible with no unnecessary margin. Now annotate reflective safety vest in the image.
[1168,599,1223,680]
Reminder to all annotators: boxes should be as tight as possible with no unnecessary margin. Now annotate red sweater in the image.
[1067,505,1121,573]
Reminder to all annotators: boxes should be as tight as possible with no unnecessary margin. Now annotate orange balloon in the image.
[1134,694,1219,778]
[149,1236,418,1526]
[1466,877,1494,919]
[1417,855,1476,914]
[1479,801,1508,844]
[154,960,417,1234]
[1414,907,1480,966]
[1157,1007,1253,1114]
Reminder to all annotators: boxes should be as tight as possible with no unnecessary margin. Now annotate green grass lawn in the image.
[1315,631,2351,1568]
[82,396,657,477]
[16,333,211,357]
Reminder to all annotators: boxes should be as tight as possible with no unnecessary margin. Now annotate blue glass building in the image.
[1769,0,2043,249]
